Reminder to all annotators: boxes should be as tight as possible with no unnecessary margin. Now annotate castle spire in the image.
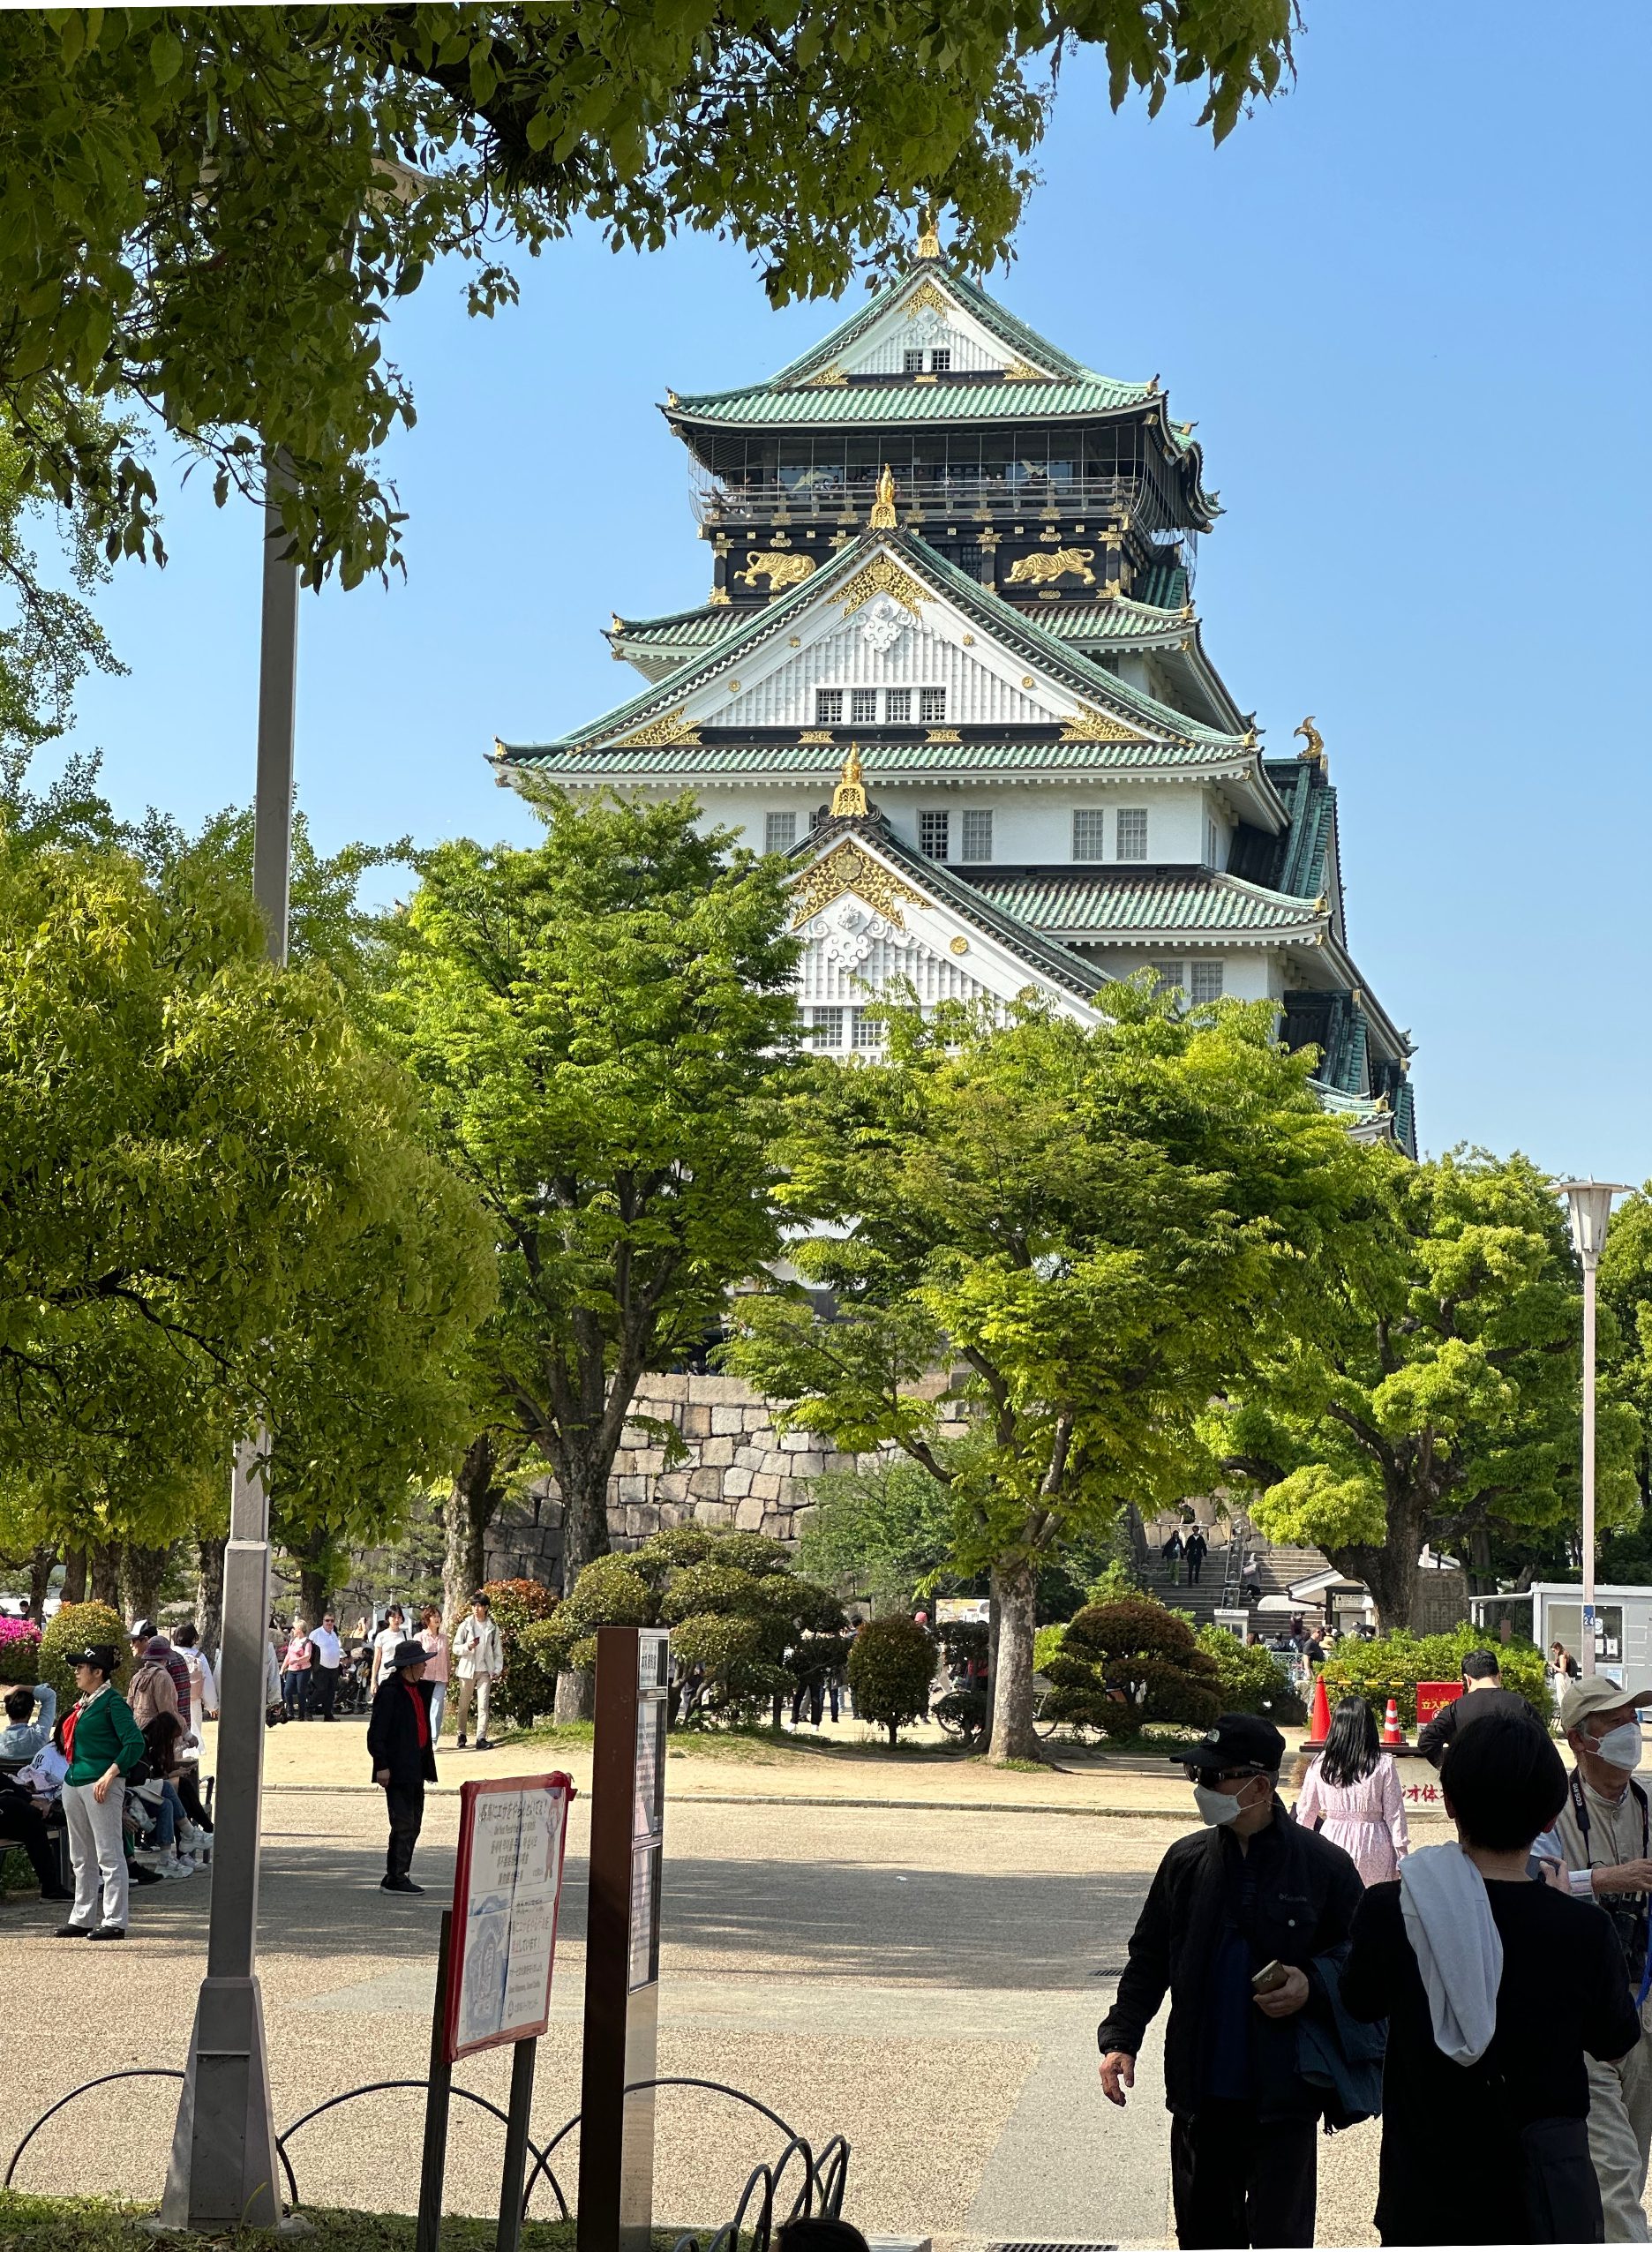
[830,744,868,817]
[915,206,942,260]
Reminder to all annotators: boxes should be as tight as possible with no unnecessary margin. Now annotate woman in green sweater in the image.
[57,1644,146,1940]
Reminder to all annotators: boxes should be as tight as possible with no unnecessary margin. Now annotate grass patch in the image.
[496,1720,595,1752]
[506,1719,969,1766]
[0,2192,686,2251]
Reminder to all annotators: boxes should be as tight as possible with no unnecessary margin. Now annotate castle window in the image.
[852,1010,882,1050]
[1116,807,1149,861]
[1190,961,1225,1004]
[811,1007,845,1048]
[1150,962,1184,995]
[960,810,994,863]
[851,687,877,726]
[815,688,844,724]
[1073,808,1107,861]
[904,349,925,374]
[919,811,950,860]
[884,687,912,724]
[764,811,797,852]
[929,349,952,373]
[919,687,947,724]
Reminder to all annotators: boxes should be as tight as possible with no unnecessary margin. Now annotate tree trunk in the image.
[196,1535,227,1661]
[27,1543,56,1618]
[985,1558,1042,1764]
[1326,1525,1421,1633]
[550,1446,615,1724]
[980,1590,1000,1755]
[119,1542,173,1627]
[286,1524,332,1630]
[89,1542,120,1609]
[61,1549,87,1605]
[443,1431,500,1628]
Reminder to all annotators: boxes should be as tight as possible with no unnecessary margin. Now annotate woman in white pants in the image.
[56,1644,146,1940]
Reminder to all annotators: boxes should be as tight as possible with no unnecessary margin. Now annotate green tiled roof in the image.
[1033,597,1190,647]
[969,870,1325,937]
[608,605,740,657]
[769,260,1097,390]
[1134,560,1192,610]
[1265,760,1339,905]
[499,531,1252,764]
[669,375,1153,427]
[501,737,1250,781]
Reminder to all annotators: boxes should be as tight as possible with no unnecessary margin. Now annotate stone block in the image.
[792,1452,825,1478]
[732,1445,765,1472]
[760,1451,792,1478]
[780,1430,814,1453]
[710,1406,746,1436]
[687,1375,754,1405]
[751,1474,781,1501]
[760,1511,791,1538]
[626,1505,656,1537]
[642,1373,691,1403]
[724,1467,754,1498]
[731,1498,764,1531]
[822,1453,857,1475]
[682,1404,712,1438]
[693,1499,734,1527]
[688,1467,725,1498]
[792,1505,818,1535]
[657,1472,690,1504]
[702,1436,735,1467]
[617,1475,647,1505]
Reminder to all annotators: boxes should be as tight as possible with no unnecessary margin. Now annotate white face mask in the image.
[1194,1775,1263,1827]
[1595,1721,1643,1774]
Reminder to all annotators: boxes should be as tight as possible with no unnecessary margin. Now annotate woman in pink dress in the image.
[1295,1695,1410,1882]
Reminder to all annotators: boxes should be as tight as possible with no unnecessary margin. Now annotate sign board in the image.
[1415,1681,1463,1729]
[444,1772,574,2063]
[628,1629,669,1992]
[1401,1778,1446,1809]
[935,1598,989,1626]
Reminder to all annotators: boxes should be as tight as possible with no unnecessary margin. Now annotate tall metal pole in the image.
[1582,1257,1598,1680]
[161,467,298,2230]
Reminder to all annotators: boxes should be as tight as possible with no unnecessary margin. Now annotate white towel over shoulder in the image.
[1399,1842,1504,2066]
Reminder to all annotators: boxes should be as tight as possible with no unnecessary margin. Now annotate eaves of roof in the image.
[967,867,1327,940]
[497,737,1258,781]
[766,259,1096,389]
[667,375,1152,427]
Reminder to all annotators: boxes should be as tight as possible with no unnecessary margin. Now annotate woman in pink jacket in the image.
[1295,1694,1410,1882]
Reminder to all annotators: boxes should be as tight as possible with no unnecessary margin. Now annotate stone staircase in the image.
[1141,1536,1333,1634]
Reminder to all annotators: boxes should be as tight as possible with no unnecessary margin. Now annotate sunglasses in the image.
[1187,1765,1264,1785]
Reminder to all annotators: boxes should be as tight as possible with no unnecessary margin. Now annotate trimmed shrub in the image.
[1044,1596,1222,1738]
[1320,1624,1549,1728]
[478,1578,558,1729]
[933,1687,987,1745]
[534,1557,658,1682]
[37,1602,131,1704]
[1196,1626,1303,1724]
[1032,1623,1067,1676]
[847,1615,936,1745]
[0,1617,42,1687]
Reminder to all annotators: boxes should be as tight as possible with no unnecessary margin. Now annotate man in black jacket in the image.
[366,1637,439,1893]
[1415,1647,1543,1767]
[1097,1713,1364,2250]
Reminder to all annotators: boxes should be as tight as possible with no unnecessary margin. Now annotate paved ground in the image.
[0,1715,1449,2247]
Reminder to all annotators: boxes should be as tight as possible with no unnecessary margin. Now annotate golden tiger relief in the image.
[1005,546,1097,588]
[733,550,817,591]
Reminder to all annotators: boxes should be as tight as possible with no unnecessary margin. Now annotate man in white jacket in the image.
[450,1595,505,1749]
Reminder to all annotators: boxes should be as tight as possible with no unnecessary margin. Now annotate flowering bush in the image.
[477,1579,558,1729]
[0,1617,42,1685]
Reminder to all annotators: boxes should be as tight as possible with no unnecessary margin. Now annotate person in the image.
[128,1621,191,1714]
[451,1594,504,1749]
[1295,1696,1409,1883]
[1415,1648,1543,1766]
[370,1604,408,1693]
[1183,1528,1208,1586]
[171,1624,218,1735]
[56,1645,146,1940]
[282,1619,313,1719]
[1096,1713,1364,2249]
[367,1636,438,1891]
[0,1680,56,1760]
[1303,1630,1327,1670]
[1551,1640,1583,1704]
[129,1712,199,1879]
[1343,1708,1641,2245]
[129,1635,182,1730]
[0,1738,74,1900]
[417,1606,450,1737]
[1531,1675,1652,2240]
[1160,1527,1184,1586]
[310,1611,342,1720]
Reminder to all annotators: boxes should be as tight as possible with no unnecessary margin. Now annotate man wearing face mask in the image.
[1534,1676,1652,2241]
[1097,1714,1364,2248]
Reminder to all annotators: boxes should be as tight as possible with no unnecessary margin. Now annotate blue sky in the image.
[36,5,1651,1179]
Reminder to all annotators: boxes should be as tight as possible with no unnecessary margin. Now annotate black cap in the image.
[67,1644,119,1678]
[1175,1712,1286,1775]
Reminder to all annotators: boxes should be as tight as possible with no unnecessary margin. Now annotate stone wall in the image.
[483,1370,965,1591]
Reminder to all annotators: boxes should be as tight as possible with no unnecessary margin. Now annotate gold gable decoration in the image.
[1060,703,1146,745]
[868,463,898,530]
[805,362,848,387]
[839,554,926,619]
[904,277,952,321]
[612,706,702,750]
[789,840,925,932]
[1003,358,1047,381]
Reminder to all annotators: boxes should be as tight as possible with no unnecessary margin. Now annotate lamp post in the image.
[1556,1180,1631,1679]
[161,465,298,2229]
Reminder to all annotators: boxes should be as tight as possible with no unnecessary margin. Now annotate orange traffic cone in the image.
[1381,1696,1404,1747]
[1308,1670,1332,1745]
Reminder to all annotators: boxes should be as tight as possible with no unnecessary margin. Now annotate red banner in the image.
[1415,1681,1462,1729]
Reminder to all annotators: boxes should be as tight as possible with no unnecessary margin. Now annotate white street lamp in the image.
[1556,1180,1632,1678]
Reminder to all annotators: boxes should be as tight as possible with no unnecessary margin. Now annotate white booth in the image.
[1470,1582,1652,1684]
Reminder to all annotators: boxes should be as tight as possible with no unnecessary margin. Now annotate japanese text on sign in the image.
[445,1773,573,2062]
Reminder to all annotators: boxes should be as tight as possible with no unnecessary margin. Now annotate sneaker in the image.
[54,1922,92,1938]
[474,1737,492,1750]
[161,1858,195,1880]
[88,1925,126,1940]
[379,1874,423,1893]
[455,1734,467,1749]
[130,1863,164,1886]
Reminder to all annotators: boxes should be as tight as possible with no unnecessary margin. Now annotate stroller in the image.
[336,1642,373,1715]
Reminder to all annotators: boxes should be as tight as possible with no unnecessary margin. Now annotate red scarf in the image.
[404,1680,430,1749]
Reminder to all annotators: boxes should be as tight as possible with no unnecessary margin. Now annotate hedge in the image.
[1319,1623,1549,1728]
[1196,1626,1304,1724]
[847,1616,936,1744]
[37,1603,131,1704]
[1043,1596,1222,1738]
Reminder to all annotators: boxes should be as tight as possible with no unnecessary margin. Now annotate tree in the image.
[1221,1150,1639,1629]
[0,820,495,1569]
[0,4,1295,583]
[796,1453,967,1611]
[723,987,1367,1760]
[846,1615,936,1745]
[377,792,801,1715]
[1043,1596,1222,1737]
[1600,1189,1652,1528]
[0,401,126,761]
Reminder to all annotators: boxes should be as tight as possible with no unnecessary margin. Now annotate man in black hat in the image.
[1096,1713,1364,2249]
[366,1638,438,1893]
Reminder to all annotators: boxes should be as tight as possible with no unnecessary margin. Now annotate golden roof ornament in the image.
[869,463,898,530]
[830,744,868,818]
[916,206,941,260]
[1295,715,1325,763]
